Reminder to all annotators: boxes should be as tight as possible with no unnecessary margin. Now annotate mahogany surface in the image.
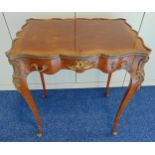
[9,18,149,58]
[6,18,151,137]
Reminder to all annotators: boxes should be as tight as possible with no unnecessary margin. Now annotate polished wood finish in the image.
[105,73,112,97]
[40,72,46,99]
[8,18,150,58]
[6,18,151,137]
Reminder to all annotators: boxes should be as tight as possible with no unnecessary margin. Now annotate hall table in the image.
[6,18,151,137]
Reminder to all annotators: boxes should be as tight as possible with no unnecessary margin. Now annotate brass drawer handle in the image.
[121,61,127,68]
[67,60,93,71]
[31,64,48,72]
[31,63,38,70]
[40,65,48,72]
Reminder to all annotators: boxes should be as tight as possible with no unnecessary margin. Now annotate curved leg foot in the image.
[105,73,112,97]
[37,128,43,137]
[112,129,118,136]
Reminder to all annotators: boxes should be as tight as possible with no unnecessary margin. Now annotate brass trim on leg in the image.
[37,128,43,138]
[112,131,118,136]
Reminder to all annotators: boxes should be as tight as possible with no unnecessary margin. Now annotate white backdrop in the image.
[0,12,155,90]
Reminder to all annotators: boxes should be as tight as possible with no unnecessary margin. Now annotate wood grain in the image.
[7,18,150,59]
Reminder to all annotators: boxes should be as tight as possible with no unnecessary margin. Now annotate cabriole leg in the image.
[12,60,43,137]
[112,77,138,135]
[112,55,148,135]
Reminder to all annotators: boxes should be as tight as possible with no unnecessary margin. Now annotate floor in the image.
[0,86,154,142]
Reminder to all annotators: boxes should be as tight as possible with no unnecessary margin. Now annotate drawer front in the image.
[13,55,136,76]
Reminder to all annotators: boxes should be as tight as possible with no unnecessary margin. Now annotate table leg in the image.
[39,72,46,99]
[112,77,138,135]
[11,61,43,137]
[105,73,112,97]
[112,56,148,135]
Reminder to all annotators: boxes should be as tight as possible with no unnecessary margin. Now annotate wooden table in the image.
[6,18,151,137]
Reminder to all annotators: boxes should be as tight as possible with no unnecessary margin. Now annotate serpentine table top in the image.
[8,18,149,58]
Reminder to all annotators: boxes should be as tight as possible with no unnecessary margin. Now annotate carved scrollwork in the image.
[10,60,22,93]
[13,76,21,93]
[136,56,149,90]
